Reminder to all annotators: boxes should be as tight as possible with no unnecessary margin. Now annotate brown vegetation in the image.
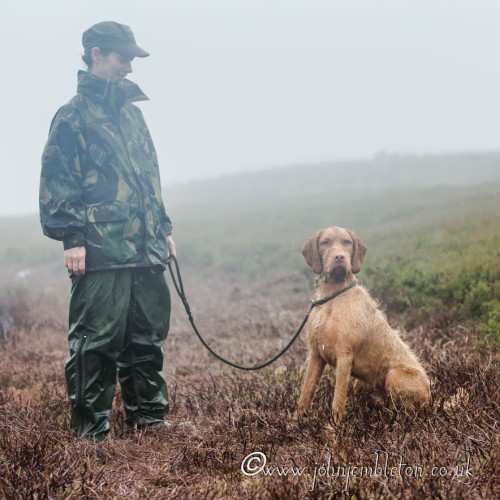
[0,267,498,498]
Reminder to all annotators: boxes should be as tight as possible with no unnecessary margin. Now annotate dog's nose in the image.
[335,254,345,262]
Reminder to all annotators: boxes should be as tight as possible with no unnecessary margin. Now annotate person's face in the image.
[90,48,134,81]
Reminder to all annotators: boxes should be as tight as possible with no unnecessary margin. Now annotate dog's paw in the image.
[293,407,307,421]
[332,407,346,424]
[369,392,385,406]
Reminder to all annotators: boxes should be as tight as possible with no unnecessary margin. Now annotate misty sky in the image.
[0,0,498,216]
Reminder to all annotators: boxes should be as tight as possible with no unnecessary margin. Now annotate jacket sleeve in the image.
[39,109,87,249]
[160,201,173,237]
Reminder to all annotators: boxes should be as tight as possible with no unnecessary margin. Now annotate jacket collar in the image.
[77,70,148,113]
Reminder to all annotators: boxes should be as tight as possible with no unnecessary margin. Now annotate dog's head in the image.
[302,226,367,282]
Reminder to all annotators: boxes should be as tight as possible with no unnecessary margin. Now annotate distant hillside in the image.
[164,151,500,206]
[1,151,498,270]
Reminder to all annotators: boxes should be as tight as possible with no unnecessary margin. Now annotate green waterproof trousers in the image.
[65,267,170,440]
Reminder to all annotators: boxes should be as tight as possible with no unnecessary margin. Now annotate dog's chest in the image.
[308,306,344,363]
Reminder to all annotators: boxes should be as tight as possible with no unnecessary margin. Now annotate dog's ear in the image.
[347,229,367,274]
[302,230,323,274]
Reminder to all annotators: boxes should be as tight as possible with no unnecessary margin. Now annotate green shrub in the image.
[363,218,499,342]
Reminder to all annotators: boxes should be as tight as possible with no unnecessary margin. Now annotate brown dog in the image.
[295,226,431,423]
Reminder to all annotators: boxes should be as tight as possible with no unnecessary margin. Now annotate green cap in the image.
[82,21,149,58]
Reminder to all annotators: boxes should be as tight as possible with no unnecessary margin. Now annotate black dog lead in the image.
[168,256,357,371]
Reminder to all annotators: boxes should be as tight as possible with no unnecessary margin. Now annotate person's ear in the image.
[90,47,102,63]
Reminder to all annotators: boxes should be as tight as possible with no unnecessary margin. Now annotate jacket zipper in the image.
[116,119,151,261]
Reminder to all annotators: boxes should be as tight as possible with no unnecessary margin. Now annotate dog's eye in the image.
[320,240,330,246]
[344,239,352,245]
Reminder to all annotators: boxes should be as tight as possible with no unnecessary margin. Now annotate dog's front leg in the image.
[332,354,353,424]
[294,350,325,419]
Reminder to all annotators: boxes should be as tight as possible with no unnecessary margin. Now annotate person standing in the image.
[39,21,176,442]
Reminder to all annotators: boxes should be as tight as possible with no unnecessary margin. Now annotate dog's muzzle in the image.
[329,265,347,282]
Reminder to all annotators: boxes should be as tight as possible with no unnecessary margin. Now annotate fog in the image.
[1,0,499,216]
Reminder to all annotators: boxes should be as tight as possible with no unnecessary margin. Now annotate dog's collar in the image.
[311,281,357,307]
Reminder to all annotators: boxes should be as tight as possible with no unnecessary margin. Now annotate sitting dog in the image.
[295,226,431,423]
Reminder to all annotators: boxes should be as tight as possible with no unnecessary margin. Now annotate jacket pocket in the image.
[87,203,130,223]
[88,142,113,168]
[85,203,136,267]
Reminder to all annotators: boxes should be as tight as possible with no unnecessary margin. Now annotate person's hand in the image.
[166,235,176,265]
[64,246,86,276]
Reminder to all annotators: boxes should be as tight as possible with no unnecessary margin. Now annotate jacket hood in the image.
[77,70,148,113]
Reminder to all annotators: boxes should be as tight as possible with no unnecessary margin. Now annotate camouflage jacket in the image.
[40,71,172,271]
